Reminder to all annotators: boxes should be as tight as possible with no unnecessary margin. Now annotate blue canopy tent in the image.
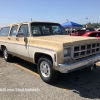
[61,21,83,28]
[61,21,83,33]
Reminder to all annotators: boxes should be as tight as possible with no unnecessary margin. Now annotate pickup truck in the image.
[0,21,100,84]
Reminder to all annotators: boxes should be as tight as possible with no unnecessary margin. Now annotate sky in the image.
[0,0,100,27]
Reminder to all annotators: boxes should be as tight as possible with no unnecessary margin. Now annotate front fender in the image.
[29,46,58,67]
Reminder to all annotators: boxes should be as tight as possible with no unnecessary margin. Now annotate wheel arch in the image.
[34,52,53,64]
[1,45,6,51]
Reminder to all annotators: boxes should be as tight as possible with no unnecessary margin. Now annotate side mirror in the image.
[16,32,24,37]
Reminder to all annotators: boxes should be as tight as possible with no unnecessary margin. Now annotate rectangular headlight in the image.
[63,47,71,57]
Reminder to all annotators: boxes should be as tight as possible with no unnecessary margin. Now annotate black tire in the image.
[84,64,95,71]
[3,48,12,62]
[37,56,59,84]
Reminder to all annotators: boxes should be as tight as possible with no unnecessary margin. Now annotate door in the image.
[15,24,30,59]
[7,25,18,54]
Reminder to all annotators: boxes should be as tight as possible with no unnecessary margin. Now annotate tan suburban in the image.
[0,21,100,83]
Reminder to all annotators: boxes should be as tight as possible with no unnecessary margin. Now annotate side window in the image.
[0,27,10,36]
[18,24,29,37]
[10,25,18,36]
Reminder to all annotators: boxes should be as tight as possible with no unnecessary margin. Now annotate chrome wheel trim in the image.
[40,61,50,78]
[4,49,8,59]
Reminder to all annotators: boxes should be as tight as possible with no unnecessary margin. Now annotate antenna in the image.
[31,18,32,21]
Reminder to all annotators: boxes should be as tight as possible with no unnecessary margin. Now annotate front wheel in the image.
[3,48,12,62]
[37,57,59,84]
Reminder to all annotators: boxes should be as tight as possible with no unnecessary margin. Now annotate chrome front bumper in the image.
[58,54,100,73]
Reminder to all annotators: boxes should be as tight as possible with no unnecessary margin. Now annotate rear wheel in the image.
[3,48,12,62]
[37,57,59,84]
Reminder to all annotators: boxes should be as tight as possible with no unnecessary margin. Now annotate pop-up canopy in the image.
[61,21,83,28]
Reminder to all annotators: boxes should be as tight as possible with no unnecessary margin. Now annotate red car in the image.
[70,29,100,38]
[82,31,100,37]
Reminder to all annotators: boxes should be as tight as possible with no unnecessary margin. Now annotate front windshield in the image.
[31,22,67,36]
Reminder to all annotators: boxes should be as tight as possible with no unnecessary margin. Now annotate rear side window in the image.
[0,27,10,36]
[10,25,18,36]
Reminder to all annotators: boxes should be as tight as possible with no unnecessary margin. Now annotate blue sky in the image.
[0,0,99,26]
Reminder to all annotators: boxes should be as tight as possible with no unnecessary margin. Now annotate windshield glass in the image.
[31,22,67,36]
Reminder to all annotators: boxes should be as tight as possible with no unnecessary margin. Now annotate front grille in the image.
[73,43,100,59]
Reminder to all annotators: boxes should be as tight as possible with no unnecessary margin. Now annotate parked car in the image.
[70,28,95,36]
[0,22,100,83]
[82,31,100,37]
[70,30,100,38]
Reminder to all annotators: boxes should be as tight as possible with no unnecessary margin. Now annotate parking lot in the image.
[0,52,100,100]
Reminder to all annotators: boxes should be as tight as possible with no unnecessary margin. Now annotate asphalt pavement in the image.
[0,52,100,100]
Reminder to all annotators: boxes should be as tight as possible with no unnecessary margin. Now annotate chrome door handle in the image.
[8,38,11,40]
[16,38,19,41]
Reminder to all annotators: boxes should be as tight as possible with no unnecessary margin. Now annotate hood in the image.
[35,35,100,45]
